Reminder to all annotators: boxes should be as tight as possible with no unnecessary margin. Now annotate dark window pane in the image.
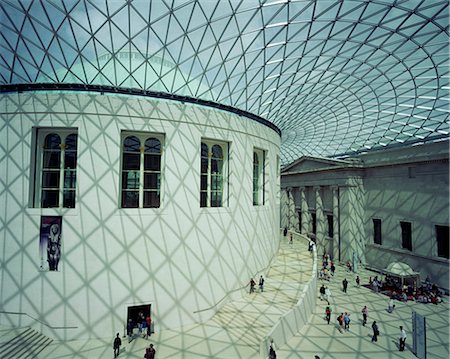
[200,191,207,207]
[63,190,76,208]
[65,134,78,150]
[436,225,449,259]
[44,133,61,149]
[42,171,60,188]
[42,190,59,207]
[122,191,139,208]
[144,191,160,208]
[200,175,207,190]
[144,173,160,189]
[327,215,333,238]
[401,221,412,251]
[144,154,161,171]
[43,151,61,168]
[211,159,223,174]
[311,212,317,234]
[373,219,382,245]
[201,157,208,173]
[211,144,223,159]
[64,151,77,169]
[123,153,140,170]
[201,143,208,157]
[144,138,161,153]
[123,136,140,151]
[122,171,140,189]
[211,191,222,207]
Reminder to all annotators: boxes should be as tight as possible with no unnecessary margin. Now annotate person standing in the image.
[361,306,368,326]
[342,278,348,293]
[399,326,407,351]
[356,275,360,287]
[283,227,288,237]
[144,343,156,359]
[344,312,351,331]
[259,275,265,292]
[388,298,395,313]
[113,333,121,358]
[145,315,152,339]
[325,305,332,324]
[289,233,293,245]
[371,321,379,342]
[330,262,335,276]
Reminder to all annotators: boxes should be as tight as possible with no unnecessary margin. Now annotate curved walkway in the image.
[4,234,448,358]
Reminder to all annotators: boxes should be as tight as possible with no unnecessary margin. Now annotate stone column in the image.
[315,186,325,254]
[331,186,340,262]
[338,177,365,267]
[300,187,310,235]
[291,187,300,231]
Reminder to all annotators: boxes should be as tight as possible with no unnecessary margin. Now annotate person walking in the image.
[356,275,360,287]
[324,286,331,303]
[399,326,407,351]
[325,305,332,324]
[113,333,121,358]
[320,284,325,300]
[259,275,265,292]
[269,339,277,359]
[361,306,368,326]
[344,312,351,331]
[337,313,344,333]
[289,233,293,245]
[371,321,379,342]
[249,278,256,293]
[145,315,152,339]
[330,262,335,276]
[342,278,348,293]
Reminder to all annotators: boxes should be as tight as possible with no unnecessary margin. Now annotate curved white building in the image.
[0,89,280,340]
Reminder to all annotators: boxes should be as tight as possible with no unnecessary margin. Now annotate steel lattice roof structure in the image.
[1,0,449,165]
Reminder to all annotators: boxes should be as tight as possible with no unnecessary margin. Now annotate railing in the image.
[0,311,78,329]
[259,231,318,359]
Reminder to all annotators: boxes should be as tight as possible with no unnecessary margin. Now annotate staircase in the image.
[0,327,53,359]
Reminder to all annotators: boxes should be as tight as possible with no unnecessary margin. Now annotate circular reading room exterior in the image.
[0,54,281,339]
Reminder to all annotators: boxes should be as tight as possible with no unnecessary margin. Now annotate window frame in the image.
[253,148,266,206]
[200,139,228,208]
[32,127,78,208]
[120,131,164,209]
[435,225,449,259]
[400,221,413,251]
[373,218,382,245]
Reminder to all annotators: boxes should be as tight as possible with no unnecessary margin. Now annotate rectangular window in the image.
[200,139,228,207]
[327,214,333,238]
[401,221,412,251]
[436,225,449,259]
[121,132,163,208]
[32,128,78,208]
[298,211,302,233]
[253,148,266,205]
[373,219,382,245]
[311,212,317,235]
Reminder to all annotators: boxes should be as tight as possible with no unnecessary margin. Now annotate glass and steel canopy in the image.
[1,0,448,165]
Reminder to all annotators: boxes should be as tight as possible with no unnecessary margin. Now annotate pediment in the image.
[282,156,349,173]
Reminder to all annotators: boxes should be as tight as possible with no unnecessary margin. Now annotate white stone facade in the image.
[281,142,449,290]
[0,91,280,340]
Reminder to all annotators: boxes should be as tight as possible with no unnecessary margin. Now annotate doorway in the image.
[127,303,151,330]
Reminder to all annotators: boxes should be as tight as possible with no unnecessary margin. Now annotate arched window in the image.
[38,130,78,208]
[200,140,227,207]
[121,133,163,208]
[253,149,266,206]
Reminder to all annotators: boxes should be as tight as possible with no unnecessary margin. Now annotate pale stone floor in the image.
[9,237,450,358]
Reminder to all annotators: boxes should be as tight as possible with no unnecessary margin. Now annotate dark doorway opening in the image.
[127,303,151,330]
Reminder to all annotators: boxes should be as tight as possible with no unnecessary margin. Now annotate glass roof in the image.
[1,0,448,165]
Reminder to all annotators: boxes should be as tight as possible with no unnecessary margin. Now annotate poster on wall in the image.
[39,216,62,271]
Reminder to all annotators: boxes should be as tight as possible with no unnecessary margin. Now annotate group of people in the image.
[249,275,265,293]
[127,312,152,340]
[318,253,335,281]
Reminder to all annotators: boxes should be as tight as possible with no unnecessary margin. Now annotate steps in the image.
[0,327,53,359]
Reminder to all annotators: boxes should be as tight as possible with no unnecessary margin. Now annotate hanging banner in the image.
[39,216,62,271]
